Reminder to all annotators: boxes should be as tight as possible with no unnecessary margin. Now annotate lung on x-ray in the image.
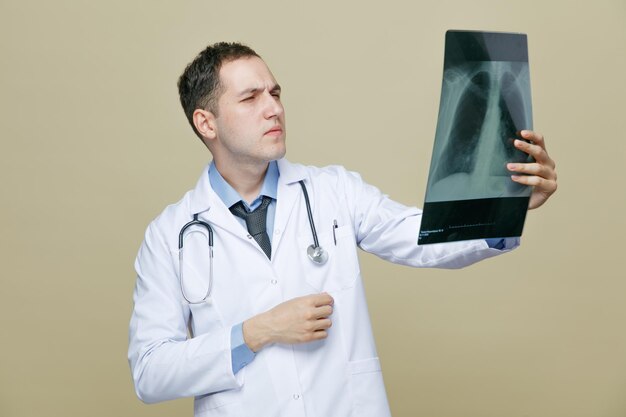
[418,31,533,245]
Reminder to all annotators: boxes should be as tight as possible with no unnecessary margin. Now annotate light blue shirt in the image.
[208,161,278,375]
[208,160,278,241]
[209,160,506,374]
[485,238,506,249]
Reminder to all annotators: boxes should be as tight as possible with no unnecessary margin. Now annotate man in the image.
[128,42,557,417]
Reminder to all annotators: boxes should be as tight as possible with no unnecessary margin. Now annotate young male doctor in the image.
[128,42,557,417]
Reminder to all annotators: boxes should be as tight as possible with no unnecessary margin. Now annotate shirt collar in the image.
[208,160,279,208]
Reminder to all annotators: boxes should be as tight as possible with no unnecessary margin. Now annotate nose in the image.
[263,91,284,119]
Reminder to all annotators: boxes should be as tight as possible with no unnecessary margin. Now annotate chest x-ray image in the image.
[419,31,533,245]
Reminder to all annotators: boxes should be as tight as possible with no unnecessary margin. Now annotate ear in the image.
[193,109,218,141]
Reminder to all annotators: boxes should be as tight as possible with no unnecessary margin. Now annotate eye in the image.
[242,96,255,102]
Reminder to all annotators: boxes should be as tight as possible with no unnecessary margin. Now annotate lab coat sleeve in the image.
[128,221,241,403]
[340,169,519,268]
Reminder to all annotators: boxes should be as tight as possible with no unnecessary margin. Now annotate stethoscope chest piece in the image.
[307,244,328,265]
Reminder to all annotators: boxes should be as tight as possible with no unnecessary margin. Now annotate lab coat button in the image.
[247,234,253,239]
[271,279,278,285]
[293,394,300,400]
[275,229,281,235]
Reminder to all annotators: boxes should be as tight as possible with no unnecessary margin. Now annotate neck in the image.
[214,159,269,204]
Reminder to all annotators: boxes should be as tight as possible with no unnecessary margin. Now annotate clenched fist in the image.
[243,293,335,352]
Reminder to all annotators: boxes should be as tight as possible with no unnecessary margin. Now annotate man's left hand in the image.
[507,130,558,210]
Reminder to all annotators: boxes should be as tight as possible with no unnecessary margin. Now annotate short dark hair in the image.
[177,42,260,138]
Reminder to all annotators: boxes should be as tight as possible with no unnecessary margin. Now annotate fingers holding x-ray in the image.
[508,130,558,209]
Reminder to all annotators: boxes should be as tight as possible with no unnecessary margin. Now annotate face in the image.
[209,56,286,167]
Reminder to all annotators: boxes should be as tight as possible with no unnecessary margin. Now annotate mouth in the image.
[265,126,283,136]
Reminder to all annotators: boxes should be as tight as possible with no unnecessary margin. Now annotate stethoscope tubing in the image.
[179,214,214,304]
[179,214,213,249]
[178,180,325,304]
[298,180,321,249]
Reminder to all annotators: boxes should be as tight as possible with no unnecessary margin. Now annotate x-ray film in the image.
[418,30,533,245]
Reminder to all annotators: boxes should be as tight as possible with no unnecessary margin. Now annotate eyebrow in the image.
[237,83,282,97]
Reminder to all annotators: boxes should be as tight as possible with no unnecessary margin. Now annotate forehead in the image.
[218,56,277,94]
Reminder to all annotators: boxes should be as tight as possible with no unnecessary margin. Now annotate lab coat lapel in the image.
[273,159,307,258]
[203,191,250,239]
[187,164,249,241]
[187,160,309,256]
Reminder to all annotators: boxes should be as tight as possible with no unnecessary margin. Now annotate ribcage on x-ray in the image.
[498,71,526,163]
[432,66,526,184]
[438,71,489,179]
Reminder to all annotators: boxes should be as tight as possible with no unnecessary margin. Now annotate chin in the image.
[270,143,287,160]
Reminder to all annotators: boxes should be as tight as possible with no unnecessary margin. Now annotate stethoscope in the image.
[178,180,328,304]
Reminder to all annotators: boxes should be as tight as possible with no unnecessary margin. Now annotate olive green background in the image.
[1,1,625,416]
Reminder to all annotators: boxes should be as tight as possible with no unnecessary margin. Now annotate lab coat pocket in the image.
[187,302,225,339]
[300,225,360,292]
[190,305,245,414]
[194,385,245,415]
[348,357,390,417]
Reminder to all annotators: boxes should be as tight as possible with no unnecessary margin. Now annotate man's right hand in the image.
[242,293,334,352]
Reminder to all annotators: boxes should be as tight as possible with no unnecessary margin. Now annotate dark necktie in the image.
[230,196,272,259]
